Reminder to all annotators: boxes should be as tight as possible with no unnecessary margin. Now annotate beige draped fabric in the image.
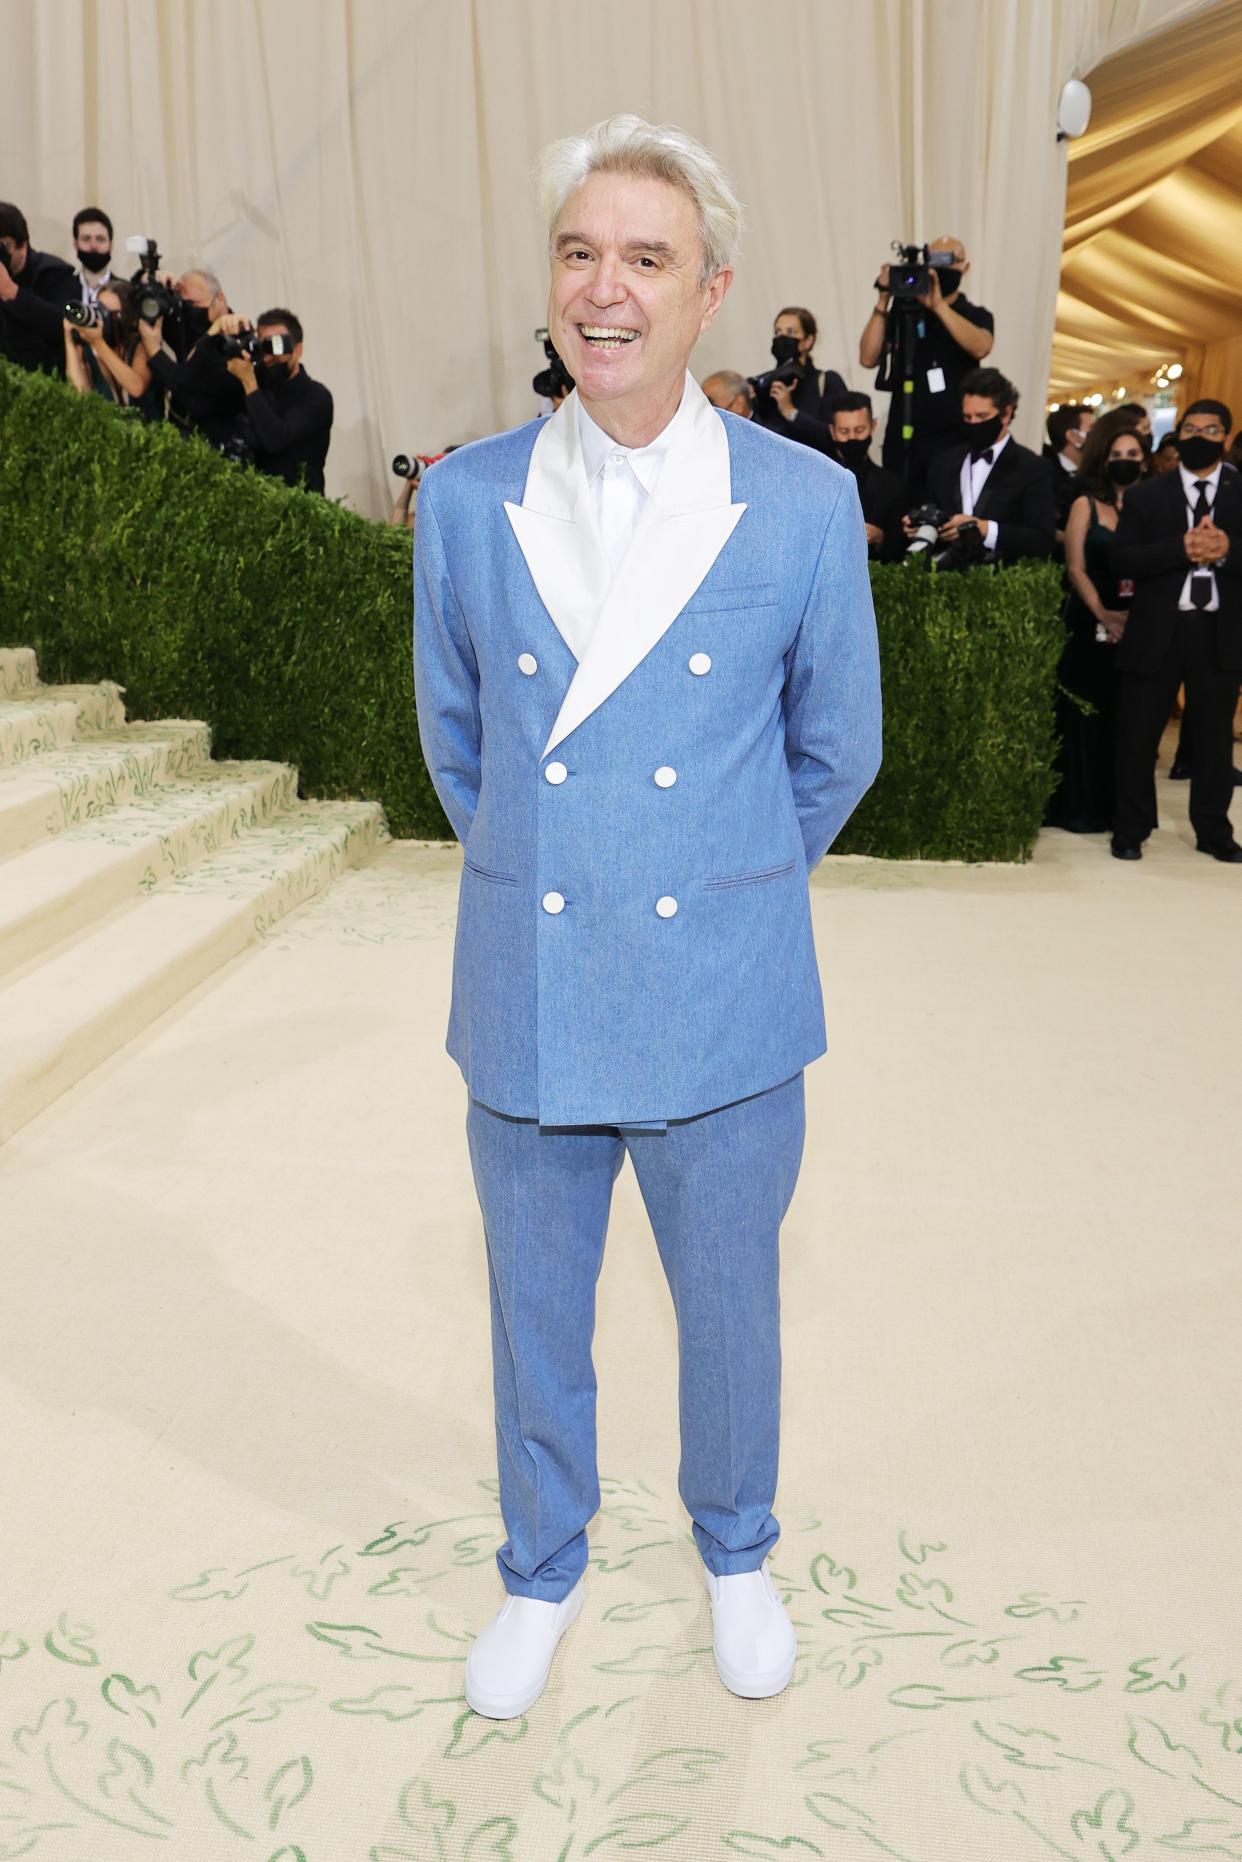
[3,0,1219,515]
[1052,0,1242,405]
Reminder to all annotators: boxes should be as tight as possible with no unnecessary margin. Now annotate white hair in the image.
[182,266,223,298]
[534,113,744,286]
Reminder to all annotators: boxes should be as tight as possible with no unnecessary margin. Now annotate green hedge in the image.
[0,360,1063,858]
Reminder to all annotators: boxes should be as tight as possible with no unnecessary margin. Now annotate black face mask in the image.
[964,413,1003,457]
[1175,433,1224,472]
[770,334,802,368]
[262,360,293,388]
[178,300,211,342]
[834,437,871,473]
[936,267,962,297]
[77,247,111,274]
[1107,457,1143,487]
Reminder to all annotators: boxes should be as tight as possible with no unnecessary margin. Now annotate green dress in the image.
[1044,495,1121,833]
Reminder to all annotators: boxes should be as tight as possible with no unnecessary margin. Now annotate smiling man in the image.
[413,114,881,1720]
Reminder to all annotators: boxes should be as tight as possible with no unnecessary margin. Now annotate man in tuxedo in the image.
[917,367,1055,562]
[827,391,906,561]
[1045,402,1094,549]
[1111,399,1242,863]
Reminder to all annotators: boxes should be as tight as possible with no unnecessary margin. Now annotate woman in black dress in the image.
[1045,421,1148,832]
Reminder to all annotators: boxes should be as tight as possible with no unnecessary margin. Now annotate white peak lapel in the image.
[504,394,612,665]
[541,377,746,759]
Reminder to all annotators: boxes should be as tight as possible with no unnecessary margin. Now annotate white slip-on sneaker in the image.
[704,1563,798,1699]
[464,1575,585,1719]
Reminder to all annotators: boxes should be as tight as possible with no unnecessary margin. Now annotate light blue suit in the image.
[414,377,881,1599]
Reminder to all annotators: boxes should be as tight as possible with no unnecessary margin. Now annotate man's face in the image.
[962,392,1011,436]
[774,310,813,363]
[1179,408,1227,446]
[548,170,730,413]
[257,324,303,377]
[1070,409,1095,451]
[177,273,223,320]
[0,235,28,276]
[829,408,875,446]
[929,237,967,294]
[76,220,110,259]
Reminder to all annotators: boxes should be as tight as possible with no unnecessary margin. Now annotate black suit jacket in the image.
[926,437,1055,561]
[1112,465,1242,674]
[854,458,907,561]
[0,247,78,375]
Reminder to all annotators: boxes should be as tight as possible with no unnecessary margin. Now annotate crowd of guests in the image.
[1043,395,1242,862]
[7,199,1238,862]
[0,200,333,493]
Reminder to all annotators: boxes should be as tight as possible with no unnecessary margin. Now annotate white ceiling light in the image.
[1057,78,1093,141]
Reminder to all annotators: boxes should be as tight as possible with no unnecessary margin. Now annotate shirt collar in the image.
[576,372,693,495]
[1179,461,1222,498]
[1057,450,1078,473]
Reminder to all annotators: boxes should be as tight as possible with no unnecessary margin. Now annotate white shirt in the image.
[75,265,113,308]
[1057,450,1078,476]
[1177,461,1222,612]
[577,375,691,574]
[958,430,1009,553]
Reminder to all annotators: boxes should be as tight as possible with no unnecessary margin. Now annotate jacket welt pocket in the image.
[463,857,518,886]
[703,858,797,891]
[684,583,779,613]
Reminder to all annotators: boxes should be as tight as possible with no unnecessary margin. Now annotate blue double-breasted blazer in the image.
[413,373,882,1127]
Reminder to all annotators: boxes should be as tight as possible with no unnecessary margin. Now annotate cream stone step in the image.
[0,720,211,857]
[0,760,298,979]
[0,648,39,698]
[0,799,386,1144]
[0,680,127,764]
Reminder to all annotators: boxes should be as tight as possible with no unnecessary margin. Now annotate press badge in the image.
[926,367,946,394]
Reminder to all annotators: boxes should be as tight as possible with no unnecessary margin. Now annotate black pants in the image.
[1114,613,1238,848]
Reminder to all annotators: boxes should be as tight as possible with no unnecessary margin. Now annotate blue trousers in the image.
[464,1071,806,1601]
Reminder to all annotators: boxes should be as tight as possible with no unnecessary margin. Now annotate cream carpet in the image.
[2,758,1239,1862]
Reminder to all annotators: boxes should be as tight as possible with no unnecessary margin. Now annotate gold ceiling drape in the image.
[1053,0,1242,414]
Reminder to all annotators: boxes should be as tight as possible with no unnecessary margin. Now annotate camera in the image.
[532,327,574,401]
[63,299,123,346]
[125,235,178,325]
[214,328,261,361]
[905,505,988,571]
[884,242,957,303]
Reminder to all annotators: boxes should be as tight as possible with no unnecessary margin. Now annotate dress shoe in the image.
[1195,840,1242,863]
[704,1563,798,1699]
[1110,837,1142,860]
[1168,760,1191,779]
[464,1576,584,1719]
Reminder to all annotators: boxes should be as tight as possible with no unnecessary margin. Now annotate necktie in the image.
[978,448,994,465]
[1190,480,1214,609]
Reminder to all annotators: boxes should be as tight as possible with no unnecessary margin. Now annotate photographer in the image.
[914,367,1055,563]
[137,267,242,444]
[750,307,845,452]
[67,207,115,309]
[0,201,77,375]
[826,390,905,560]
[62,279,162,418]
[859,235,993,497]
[221,308,333,493]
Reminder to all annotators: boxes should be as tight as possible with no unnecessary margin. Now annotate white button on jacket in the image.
[654,766,677,788]
[518,653,538,675]
[688,652,712,675]
[542,891,565,914]
[655,896,678,918]
[545,761,568,784]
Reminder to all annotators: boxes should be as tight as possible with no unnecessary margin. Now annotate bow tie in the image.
[973,447,994,465]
